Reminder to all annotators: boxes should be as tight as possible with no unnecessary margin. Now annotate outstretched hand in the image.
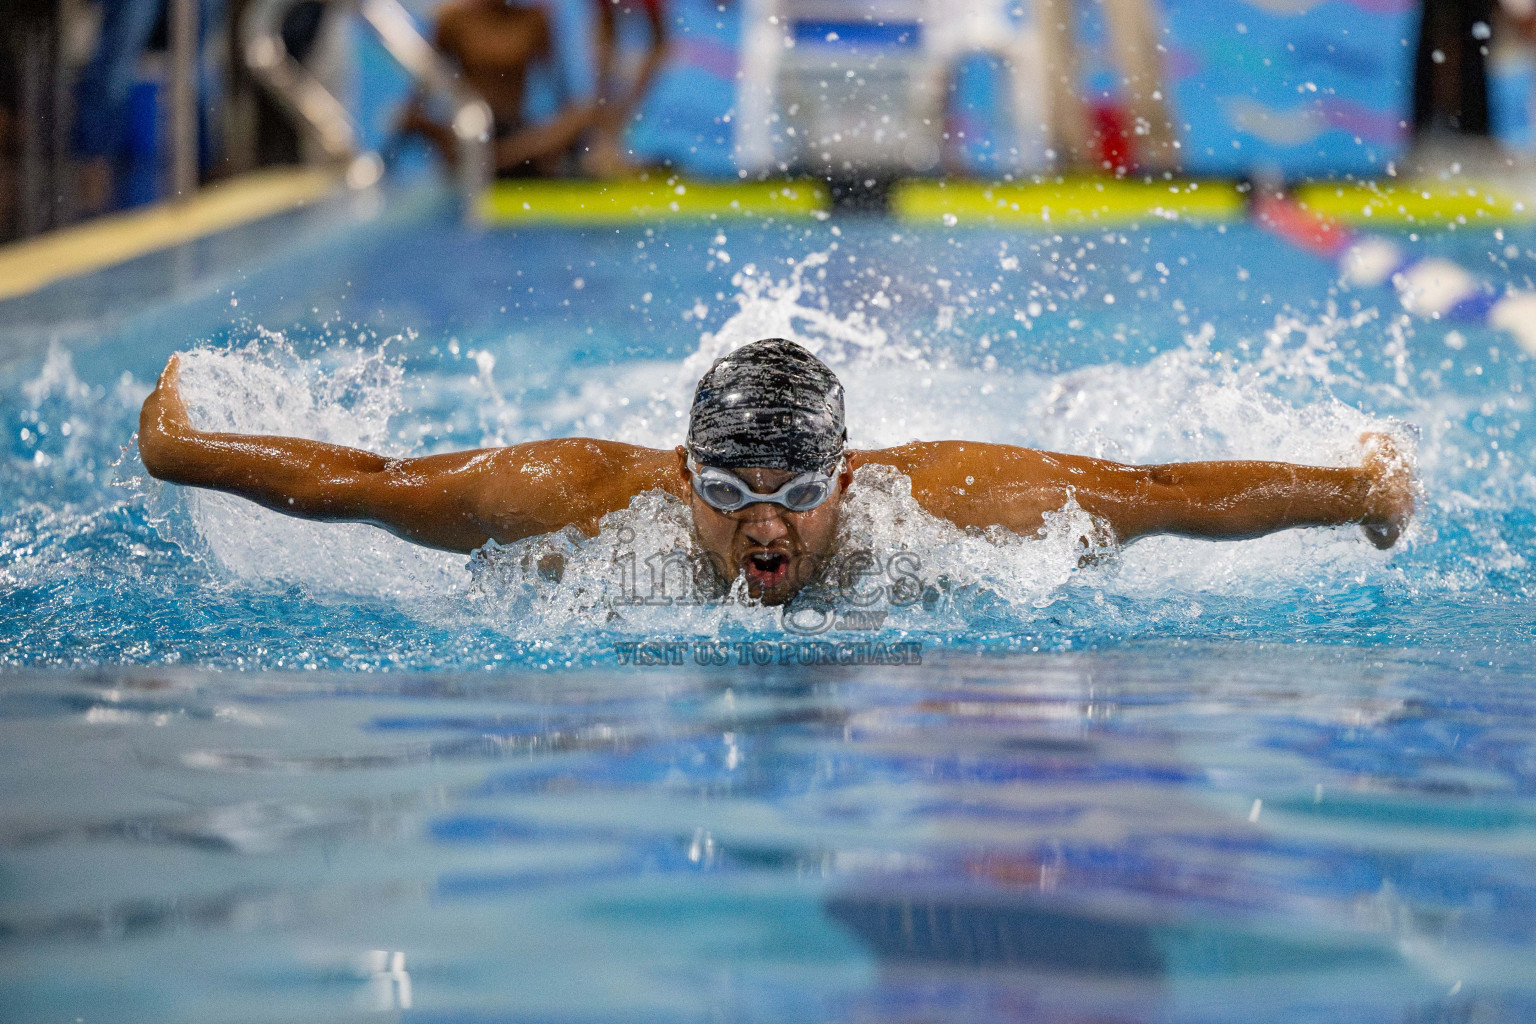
[1358,432,1415,549]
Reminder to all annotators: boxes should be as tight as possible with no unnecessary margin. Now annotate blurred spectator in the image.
[400,0,594,175]
[584,0,668,175]
[1039,0,1178,173]
[72,0,226,213]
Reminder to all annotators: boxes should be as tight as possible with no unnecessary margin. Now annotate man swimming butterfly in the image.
[138,337,1414,605]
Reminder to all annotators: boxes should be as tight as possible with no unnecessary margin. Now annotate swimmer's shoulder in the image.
[849,441,1068,531]
[487,438,677,490]
[478,439,681,536]
[850,440,1054,478]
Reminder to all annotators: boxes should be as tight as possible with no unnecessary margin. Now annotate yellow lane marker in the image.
[481,177,829,223]
[892,178,1246,227]
[1291,181,1534,227]
[0,168,340,302]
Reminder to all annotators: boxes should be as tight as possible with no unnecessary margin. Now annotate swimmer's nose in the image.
[739,507,789,545]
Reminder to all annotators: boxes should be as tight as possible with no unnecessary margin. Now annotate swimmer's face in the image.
[675,447,853,606]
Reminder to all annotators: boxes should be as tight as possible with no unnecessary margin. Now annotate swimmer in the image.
[138,338,1415,606]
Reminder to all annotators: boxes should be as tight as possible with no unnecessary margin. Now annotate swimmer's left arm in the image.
[1064,437,1415,549]
[861,436,1414,549]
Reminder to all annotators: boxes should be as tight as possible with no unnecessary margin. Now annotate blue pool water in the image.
[2,191,1535,1021]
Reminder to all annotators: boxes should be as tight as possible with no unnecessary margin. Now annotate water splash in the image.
[15,232,1521,667]
[462,461,1112,646]
[165,338,468,608]
[139,254,1443,646]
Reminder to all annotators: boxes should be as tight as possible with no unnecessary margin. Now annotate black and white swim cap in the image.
[687,338,846,472]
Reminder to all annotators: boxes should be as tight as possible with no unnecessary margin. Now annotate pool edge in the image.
[0,168,344,303]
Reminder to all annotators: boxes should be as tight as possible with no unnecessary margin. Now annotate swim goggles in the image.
[686,455,843,513]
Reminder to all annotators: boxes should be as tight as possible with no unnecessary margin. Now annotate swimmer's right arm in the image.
[138,356,676,553]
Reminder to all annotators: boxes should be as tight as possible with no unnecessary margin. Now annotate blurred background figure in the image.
[397,0,593,175]
[1038,0,1177,174]
[72,0,227,213]
[8,0,1536,241]
[585,0,669,175]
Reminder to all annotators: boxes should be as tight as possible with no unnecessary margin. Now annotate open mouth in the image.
[743,551,791,590]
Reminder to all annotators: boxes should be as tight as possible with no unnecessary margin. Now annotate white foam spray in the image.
[167,337,468,608]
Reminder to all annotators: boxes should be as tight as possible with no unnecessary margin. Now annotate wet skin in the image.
[139,355,1417,606]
